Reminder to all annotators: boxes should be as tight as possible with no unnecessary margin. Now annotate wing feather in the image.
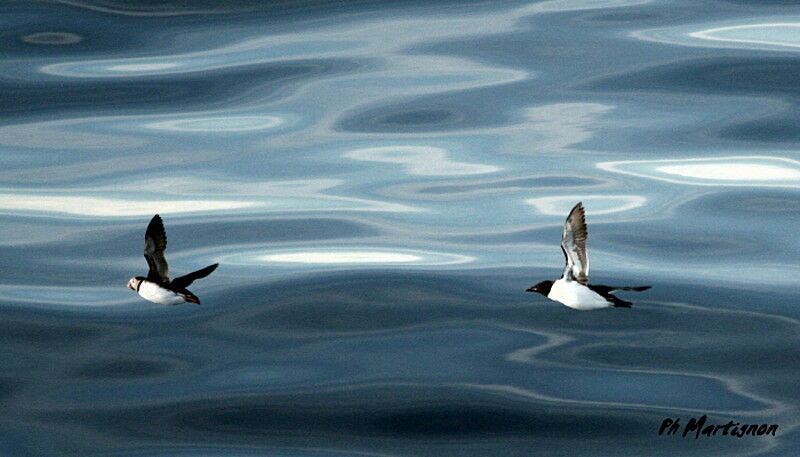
[144,214,169,284]
[560,202,589,284]
[171,264,218,290]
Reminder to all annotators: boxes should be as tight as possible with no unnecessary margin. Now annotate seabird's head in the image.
[526,280,553,296]
[127,277,143,291]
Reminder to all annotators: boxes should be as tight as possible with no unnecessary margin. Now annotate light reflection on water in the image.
[598,156,800,187]
[636,19,800,52]
[1,0,799,456]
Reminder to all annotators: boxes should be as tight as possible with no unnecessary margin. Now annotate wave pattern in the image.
[1,1,799,456]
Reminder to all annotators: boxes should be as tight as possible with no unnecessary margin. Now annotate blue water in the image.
[1,1,799,456]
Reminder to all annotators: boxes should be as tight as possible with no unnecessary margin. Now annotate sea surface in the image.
[1,1,799,456]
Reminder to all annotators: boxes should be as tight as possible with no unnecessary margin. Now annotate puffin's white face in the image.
[127,277,142,291]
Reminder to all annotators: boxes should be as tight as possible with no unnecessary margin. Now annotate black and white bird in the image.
[127,214,218,305]
[526,202,649,310]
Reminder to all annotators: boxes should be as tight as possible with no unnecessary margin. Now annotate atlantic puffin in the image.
[127,214,218,305]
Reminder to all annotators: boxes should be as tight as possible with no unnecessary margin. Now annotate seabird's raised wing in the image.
[560,202,589,284]
[144,214,169,284]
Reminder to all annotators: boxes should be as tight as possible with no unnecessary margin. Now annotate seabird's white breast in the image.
[548,279,610,311]
[138,281,185,306]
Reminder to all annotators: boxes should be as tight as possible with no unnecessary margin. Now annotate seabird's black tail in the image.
[586,284,648,308]
[611,297,632,308]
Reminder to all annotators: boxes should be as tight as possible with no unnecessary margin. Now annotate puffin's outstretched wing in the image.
[171,263,218,290]
[560,202,589,285]
[144,214,170,284]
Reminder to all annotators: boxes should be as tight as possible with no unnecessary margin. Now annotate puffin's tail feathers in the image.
[612,299,632,308]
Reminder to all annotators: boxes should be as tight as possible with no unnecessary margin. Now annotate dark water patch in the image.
[0,4,156,57]
[599,229,763,259]
[236,298,463,334]
[28,384,760,457]
[572,3,695,27]
[56,0,510,17]
[718,196,800,214]
[2,26,139,58]
[0,59,361,122]
[588,57,800,97]
[682,190,800,215]
[227,272,511,334]
[580,340,800,373]
[70,359,175,379]
[1,272,793,456]
[581,12,662,23]
[0,266,121,288]
[545,296,800,376]
[379,109,459,126]
[336,104,470,133]
[413,29,593,69]
[718,117,800,143]
[0,318,99,347]
[369,406,646,439]
[43,385,653,442]
[0,377,17,402]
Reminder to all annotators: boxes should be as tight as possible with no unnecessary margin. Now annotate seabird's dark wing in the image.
[560,202,589,284]
[144,214,169,284]
[171,263,218,290]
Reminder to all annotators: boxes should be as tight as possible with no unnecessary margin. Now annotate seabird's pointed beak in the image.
[525,286,535,293]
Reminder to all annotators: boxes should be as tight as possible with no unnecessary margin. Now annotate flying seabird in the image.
[526,202,649,310]
[127,214,218,305]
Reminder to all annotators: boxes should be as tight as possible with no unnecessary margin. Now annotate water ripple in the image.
[635,19,800,52]
[598,156,800,187]
[345,146,501,176]
[3,1,800,456]
[223,247,474,269]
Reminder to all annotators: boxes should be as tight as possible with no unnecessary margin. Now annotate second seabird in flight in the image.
[526,202,650,310]
[127,214,218,305]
